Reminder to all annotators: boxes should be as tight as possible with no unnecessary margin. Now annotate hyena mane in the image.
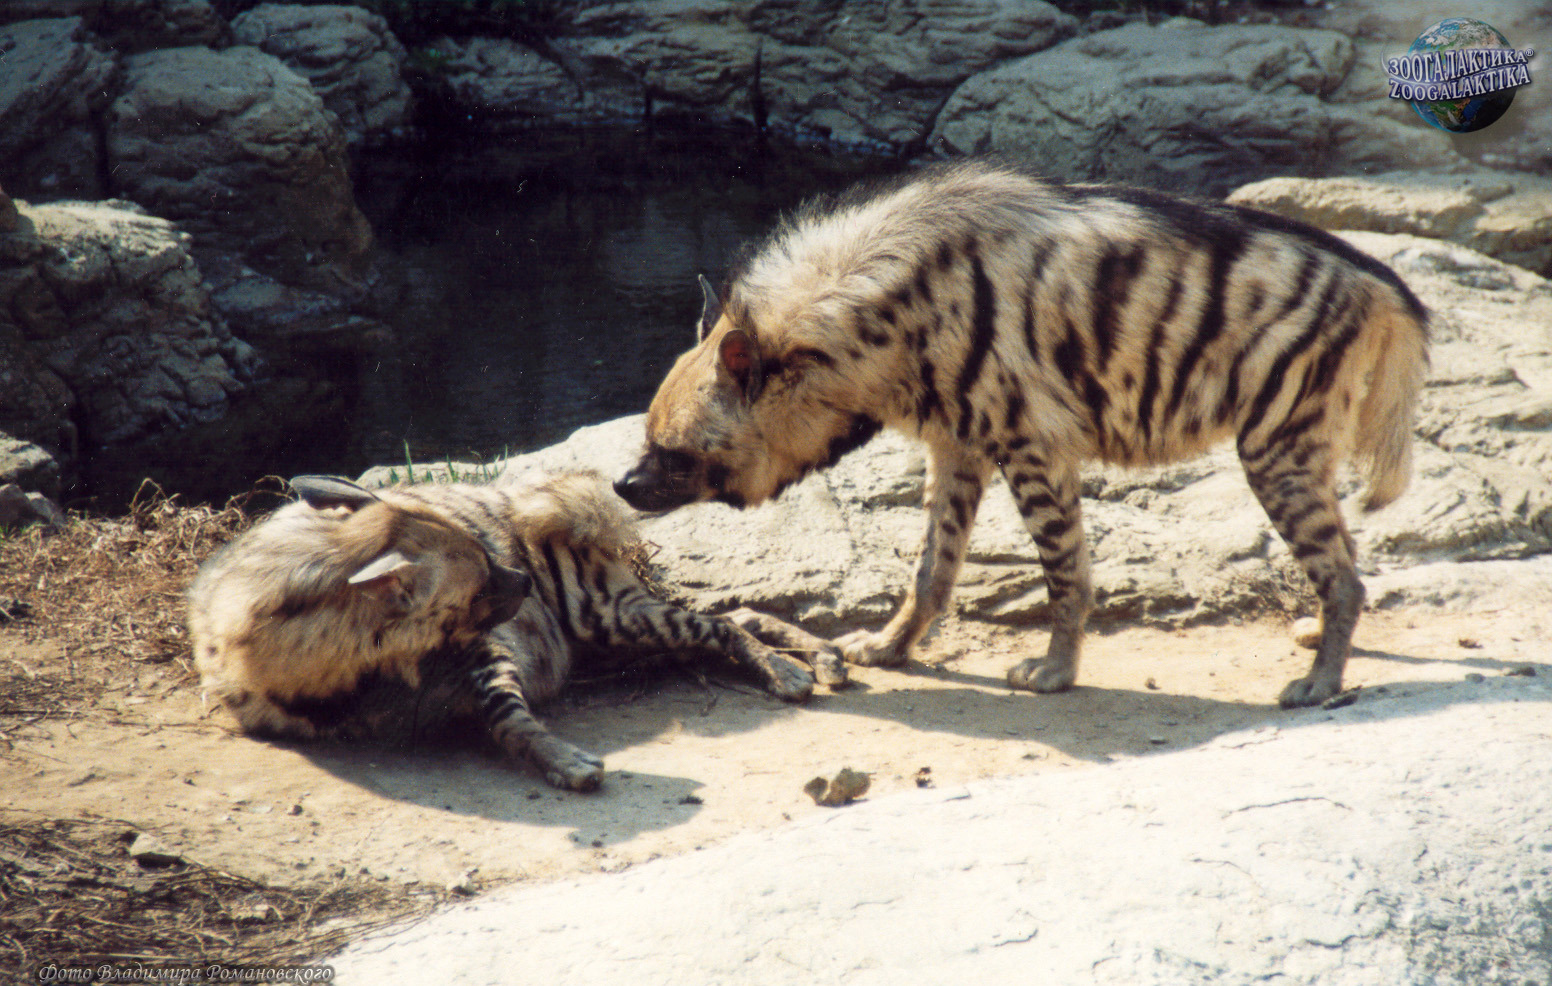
[618,158,1429,709]
[190,471,845,791]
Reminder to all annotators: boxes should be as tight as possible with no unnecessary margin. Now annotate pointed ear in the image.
[697,274,722,343]
[718,328,765,402]
[347,550,416,608]
[291,475,381,512]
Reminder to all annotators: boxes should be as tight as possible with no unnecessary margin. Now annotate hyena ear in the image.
[291,475,381,512]
[347,550,417,609]
[719,328,765,402]
[697,274,722,343]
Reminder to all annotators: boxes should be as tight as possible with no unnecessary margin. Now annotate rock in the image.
[0,1,226,51]
[429,0,1078,151]
[199,253,393,358]
[1229,170,1552,277]
[0,18,118,200]
[106,45,373,293]
[0,434,60,498]
[0,186,17,233]
[231,3,414,146]
[334,677,1552,985]
[803,768,871,807]
[931,20,1467,199]
[753,0,1079,149]
[390,232,1550,633]
[0,199,258,456]
[422,37,588,123]
[128,831,183,867]
[1290,617,1322,650]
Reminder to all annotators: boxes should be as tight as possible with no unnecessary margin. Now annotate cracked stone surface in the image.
[333,675,1552,984]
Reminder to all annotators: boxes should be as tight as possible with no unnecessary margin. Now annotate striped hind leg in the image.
[1003,456,1093,693]
[469,633,604,792]
[1240,437,1364,708]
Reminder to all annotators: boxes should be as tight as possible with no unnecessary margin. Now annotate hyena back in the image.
[617,160,1429,708]
[191,472,844,791]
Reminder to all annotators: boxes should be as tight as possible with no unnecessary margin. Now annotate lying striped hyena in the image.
[189,472,845,790]
[616,160,1429,708]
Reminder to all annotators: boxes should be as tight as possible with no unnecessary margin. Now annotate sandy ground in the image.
[2,606,1545,899]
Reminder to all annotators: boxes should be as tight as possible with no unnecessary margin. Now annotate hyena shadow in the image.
[261,660,822,835]
[809,639,1536,766]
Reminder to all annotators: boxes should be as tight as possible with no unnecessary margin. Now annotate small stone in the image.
[1506,666,1538,677]
[804,768,871,807]
[1465,672,1486,683]
[1144,677,1159,691]
[1148,736,1167,746]
[1458,637,1482,649]
[913,767,933,788]
[446,870,478,896]
[678,794,703,806]
[1291,617,1322,649]
[129,832,182,867]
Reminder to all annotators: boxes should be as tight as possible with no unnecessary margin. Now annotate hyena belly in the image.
[620,161,1428,709]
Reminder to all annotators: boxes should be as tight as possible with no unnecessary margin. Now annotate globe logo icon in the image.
[1387,18,1534,133]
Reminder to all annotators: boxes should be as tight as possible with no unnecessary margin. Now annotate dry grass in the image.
[0,816,443,973]
[0,481,282,712]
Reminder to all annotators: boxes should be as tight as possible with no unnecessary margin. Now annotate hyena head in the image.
[616,276,882,512]
[291,476,531,642]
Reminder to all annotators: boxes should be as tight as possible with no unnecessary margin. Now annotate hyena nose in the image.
[613,471,649,508]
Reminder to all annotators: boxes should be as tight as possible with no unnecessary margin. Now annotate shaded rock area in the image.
[427,0,1080,150]
[230,3,414,146]
[0,198,258,464]
[365,231,1552,635]
[106,44,373,294]
[0,17,118,200]
[1229,171,1552,277]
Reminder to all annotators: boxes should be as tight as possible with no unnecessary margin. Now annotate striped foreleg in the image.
[835,442,992,667]
[469,635,604,791]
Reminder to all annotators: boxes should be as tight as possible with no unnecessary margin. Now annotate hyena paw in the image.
[833,630,908,668]
[1277,674,1342,709]
[529,734,605,792]
[759,649,816,703]
[1007,658,1077,694]
[810,644,850,690]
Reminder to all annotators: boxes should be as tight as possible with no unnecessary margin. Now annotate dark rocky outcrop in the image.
[0,196,258,474]
[0,17,118,201]
[230,3,414,146]
[106,44,374,294]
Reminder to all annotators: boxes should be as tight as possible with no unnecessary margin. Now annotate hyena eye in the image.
[655,448,699,476]
[787,347,835,370]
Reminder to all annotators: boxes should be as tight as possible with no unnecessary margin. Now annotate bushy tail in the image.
[1356,303,1429,512]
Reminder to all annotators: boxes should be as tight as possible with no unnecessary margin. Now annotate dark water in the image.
[347,128,892,468]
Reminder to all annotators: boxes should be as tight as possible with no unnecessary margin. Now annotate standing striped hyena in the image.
[616,160,1428,708]
[190,472,845,791]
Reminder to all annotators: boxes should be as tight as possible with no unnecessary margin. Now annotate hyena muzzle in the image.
[616,159,1429,709]
[189,471,846,791]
